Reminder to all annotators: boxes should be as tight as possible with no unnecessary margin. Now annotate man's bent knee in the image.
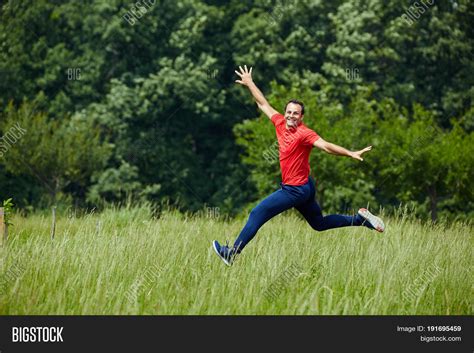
[309,218,326,231]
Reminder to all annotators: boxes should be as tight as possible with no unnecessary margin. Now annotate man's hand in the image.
[314,138,373,161]
[235,65,253,86]
[349,146,372,161]
[234,65,279,119]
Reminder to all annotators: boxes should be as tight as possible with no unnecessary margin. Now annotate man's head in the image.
[284,99,304,128]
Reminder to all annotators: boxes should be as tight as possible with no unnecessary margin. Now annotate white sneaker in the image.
[358,208,385,233]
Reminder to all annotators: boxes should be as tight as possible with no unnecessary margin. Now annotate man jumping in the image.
[212,65,385,266]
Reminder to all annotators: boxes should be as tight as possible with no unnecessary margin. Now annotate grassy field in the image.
[0,205,472,315]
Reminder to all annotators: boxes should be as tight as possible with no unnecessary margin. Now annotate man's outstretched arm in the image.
[313,137,372,161]
[235,65,279,119]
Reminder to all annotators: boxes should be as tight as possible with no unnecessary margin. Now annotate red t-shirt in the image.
[271,113,320,186]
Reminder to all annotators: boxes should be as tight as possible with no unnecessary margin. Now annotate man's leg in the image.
[295,177,379,231]
[295,198,364,231]
[232,187,300,253]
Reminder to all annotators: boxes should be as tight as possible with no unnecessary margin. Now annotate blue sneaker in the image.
[358,208,385,233]
[212,240,235,266]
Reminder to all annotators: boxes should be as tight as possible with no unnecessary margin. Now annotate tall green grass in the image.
[0,204,471,315]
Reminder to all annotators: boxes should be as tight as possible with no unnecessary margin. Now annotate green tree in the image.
[1,101,111,205]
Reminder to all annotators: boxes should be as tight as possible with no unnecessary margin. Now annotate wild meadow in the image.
[0,205,471,315]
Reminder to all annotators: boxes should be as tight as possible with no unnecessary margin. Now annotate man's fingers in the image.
[235,80,244,84]
[236,65,252,79]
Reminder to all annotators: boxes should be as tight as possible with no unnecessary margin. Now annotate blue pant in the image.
[233,176,370,253]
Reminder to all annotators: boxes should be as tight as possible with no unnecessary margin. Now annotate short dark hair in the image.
[284,99,305,115]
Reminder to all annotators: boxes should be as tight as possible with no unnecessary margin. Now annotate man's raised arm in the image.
[235,65,279,119]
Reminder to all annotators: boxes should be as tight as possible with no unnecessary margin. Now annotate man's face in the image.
[285,103,304,129]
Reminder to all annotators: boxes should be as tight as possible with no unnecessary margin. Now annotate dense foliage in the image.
[0,0,472,221]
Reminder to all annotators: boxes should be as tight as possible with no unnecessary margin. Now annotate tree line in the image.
[0,0,472,221]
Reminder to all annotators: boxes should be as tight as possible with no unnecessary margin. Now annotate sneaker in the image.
[358,208,385,233]
[212,240,235,266]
